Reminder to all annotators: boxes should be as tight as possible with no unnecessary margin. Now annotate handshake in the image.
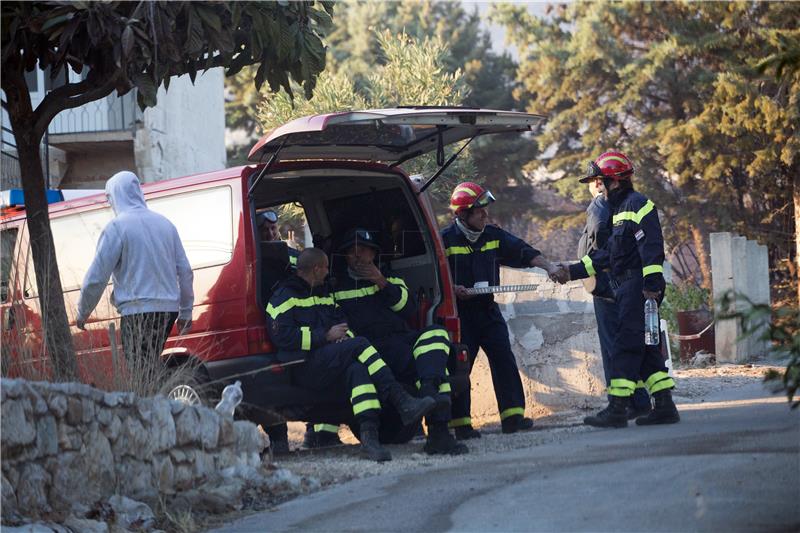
[546,262,571,285]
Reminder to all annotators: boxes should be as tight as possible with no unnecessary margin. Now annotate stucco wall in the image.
[466,268,606,426]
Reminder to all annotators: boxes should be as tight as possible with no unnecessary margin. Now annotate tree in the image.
[493,1,799,290]
[1,1,333,379]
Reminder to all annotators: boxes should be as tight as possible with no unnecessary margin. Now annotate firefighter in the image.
[267,248,436,461]
[328,228,467,455]
[555,151,680,427]
[442,182,562,439]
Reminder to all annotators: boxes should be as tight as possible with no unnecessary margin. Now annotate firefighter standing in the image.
[442,182,562,439]
[331,228,468,455]
[266,248,436,461]
[555,151,680,427]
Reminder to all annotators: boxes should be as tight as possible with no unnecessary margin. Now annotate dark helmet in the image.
[337,228,381,253]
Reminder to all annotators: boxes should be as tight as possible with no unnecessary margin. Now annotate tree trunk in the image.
[794,169,800,308]
[691,226,712,291]
[6,94,78,381]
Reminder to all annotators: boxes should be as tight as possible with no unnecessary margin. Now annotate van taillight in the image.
[247,328,272,355]
[458,348,469,363]
[443,316,460,343]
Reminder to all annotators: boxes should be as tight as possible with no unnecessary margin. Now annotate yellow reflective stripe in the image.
[350,383,378,400]
[608,378,636,397]
[367,359,386,375]
[643,264,664,277]
[289,255,297,265]
[346,329,355,338]
[439,382,452,393]
[413,342,450,358]
[480,240,500,252]
[334,285,380,301]
[500,407,524,420]
[357,345,377,364]
[448,417,472,428]
[353,399,381,415]
[314,424,339,433]
[636,380,646,389]
[612,200,655,225]
[415,380,421,389]
[581,255,596,276]
[644,371,669,390]
[597,155,628,166]
[389,285,408,311]
[454,185,478,197]
[267,296,336,319]
[300,326,311,351]
[650,377,675,394]
[446,246,472,257]
[416,328,450,344]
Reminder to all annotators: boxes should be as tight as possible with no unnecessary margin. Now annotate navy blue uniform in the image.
[267,275,400,422]
[333,270,453,422]
[441,223,539,428]
[569,187,674,398]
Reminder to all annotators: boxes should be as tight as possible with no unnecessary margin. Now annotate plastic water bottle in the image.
[215,380,243,417]
[645,298,660,346]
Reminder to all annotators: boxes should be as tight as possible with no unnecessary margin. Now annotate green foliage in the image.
[661,281,712,337]
[257,30,473,201]
[493,1,799,258]
[719,292,800,408]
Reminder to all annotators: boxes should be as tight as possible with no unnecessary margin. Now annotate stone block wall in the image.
[1,379,267,520]
[467,268,606,425]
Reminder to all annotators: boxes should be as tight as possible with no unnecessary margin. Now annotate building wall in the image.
[136,68,227,183]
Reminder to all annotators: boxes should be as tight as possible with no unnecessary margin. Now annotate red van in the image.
[1,107,544,439]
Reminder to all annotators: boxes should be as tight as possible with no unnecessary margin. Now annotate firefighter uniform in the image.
[441,223,540,433]
[568,187,675,404]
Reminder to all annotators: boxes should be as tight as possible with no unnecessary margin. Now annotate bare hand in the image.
[76,319,86,331]
[548,264,570,284]
[643,289,661,300]
[454,285,476,300]
[177,319,192,335]
[351,262,386,287]
[325,323,349,343]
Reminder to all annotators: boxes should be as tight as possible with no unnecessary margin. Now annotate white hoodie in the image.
[77,171,194,321]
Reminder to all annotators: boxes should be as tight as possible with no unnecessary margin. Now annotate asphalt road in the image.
[212,383,799,532]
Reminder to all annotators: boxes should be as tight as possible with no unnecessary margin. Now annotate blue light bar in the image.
[1,188,64,207]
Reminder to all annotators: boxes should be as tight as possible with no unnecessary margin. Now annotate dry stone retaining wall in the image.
[1,378,267,521]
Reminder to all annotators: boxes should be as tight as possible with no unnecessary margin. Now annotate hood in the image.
[105,171,146,215]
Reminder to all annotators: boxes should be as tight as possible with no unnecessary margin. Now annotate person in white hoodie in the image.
[77,171,194,378]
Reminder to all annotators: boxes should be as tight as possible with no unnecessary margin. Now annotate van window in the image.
[149,186,233,269]
[1,228,19,302]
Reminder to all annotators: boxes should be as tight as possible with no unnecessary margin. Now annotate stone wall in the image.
[467,268,606,425]
[1,379,267,521]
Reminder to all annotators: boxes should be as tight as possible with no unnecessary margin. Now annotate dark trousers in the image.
[294,339,382,423]
[449,302,525,427]
[594,294,650,409]
[609,277,673,396]
[120,312,177,393]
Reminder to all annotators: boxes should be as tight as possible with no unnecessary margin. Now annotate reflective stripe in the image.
[389,284,408,312]
[644,371,670,390]
[643,264,664,277]
[448,417,472,428]
[597,154,629,167]
[357,346,377,364]
[314,423,339,433]
[350,383,378,400]
[289,255,297,265]
[416,328,450,344]
[334,285,380,301]
[367,359,386,375]
[353,399,381,415]
[346,330,355,338]
[480,240,500,252]
[413,342,450,358]
[454,185,478,197]
[608,378,636,397]
[267,295,335,319]
[636,380,646,389]
[650,377,675,394]
[439,382,452,393]
[300,326,311,351]
[612,200,655,225]
[645,371,674,394]
[500,407,524,420]
[446,246,472,257]
[581,255,596,276]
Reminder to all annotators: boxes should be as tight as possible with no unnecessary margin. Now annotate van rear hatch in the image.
[248,107,546,164]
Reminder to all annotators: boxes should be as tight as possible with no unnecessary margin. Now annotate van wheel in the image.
[168,384,203,406]
[166,365,216,407]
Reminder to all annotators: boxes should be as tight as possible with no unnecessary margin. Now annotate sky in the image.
[467,1,550,58]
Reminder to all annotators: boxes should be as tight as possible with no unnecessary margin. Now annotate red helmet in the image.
[449,182,496,215]
[579,151,634,183]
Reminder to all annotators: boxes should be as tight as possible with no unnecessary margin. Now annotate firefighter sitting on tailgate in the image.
[266,248,436,461]
[323,228,468,455]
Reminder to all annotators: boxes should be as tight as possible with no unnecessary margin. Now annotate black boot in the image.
[359,421,392,462]
[303,424,342,448]
[584,396,630,428]
[424,422,469,455]
[454,426,481,440]
[501,415,534,434]
[419,380,451,411]
[626,401,652,420]
[636,389,680,425]
[388,384,436,427]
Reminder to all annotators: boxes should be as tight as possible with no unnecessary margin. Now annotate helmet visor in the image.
[473,190,496,208]
[579,161,604,183]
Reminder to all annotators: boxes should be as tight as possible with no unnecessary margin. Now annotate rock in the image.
[197,407,219,449]
[96,407,113,427]
[64,516,109,533]
[47,393,68,418]
[2,399,36,448]
[149,401,176,452]
[28,385,49,415]
[218,417,235,446]
[173,480,244,514]
[35,415,58,457]
[168,448,186,464]
[115,458,153,499]
[690,350,716,368]
[81,397,96,424]
[84,429,115,498]
[66,397,82,425]
[107,495,155,532]
[188,449,214,479]
[50,452,83,511]
[173,464,195,491]
[174,407,201,446]
[102,393,121,408]
[3,523,67,533]
[2,472,17,513]
[169,400,185,416]
[3,379,24,398]
[16,463,50,515]
[104,414,122,443]
[113,416,151,459]
[57,422,82,451]
[152,454,175,492]
[234,421,268,455]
